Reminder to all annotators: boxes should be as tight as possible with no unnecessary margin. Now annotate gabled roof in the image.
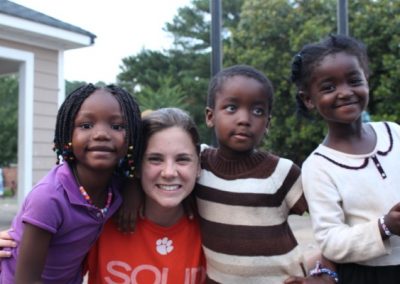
[0,0,96,49]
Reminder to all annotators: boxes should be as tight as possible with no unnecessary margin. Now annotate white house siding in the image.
[0,38,58,185]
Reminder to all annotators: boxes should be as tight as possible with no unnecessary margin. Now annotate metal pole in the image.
[210,0,222,77]
[209,0,222,146]
[337,0,348,35]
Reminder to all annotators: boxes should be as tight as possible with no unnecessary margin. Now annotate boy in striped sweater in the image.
[195,65,310,284]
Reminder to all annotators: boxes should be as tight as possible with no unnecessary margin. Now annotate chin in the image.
[159,201,183,209]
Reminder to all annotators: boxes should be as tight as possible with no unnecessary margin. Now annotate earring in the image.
[61,142,75,162]
[118,145,135,178]
[53,143,62,164]
[53,142,74,164]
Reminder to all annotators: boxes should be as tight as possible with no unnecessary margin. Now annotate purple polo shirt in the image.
[0,163,122,284]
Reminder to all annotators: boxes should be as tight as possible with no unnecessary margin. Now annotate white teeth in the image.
[158,185,179,191]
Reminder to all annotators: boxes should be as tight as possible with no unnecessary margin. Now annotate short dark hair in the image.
[207,65,274,114]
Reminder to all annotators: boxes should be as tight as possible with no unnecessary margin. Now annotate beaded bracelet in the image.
[379,216,392,237]
[309,261,339,283]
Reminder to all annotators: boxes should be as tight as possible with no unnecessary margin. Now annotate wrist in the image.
[379,215,392,238]
[309,261,338,283]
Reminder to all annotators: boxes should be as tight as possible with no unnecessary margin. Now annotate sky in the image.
[13,0,191,84]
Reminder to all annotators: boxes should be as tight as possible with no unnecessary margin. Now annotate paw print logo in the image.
[156,237,174,255]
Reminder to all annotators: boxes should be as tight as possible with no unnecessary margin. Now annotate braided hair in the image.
[207,64,274,114]
[290,34,369,117]
[53,83,143,178]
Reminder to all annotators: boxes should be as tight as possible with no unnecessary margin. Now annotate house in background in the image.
[0,0,96,205]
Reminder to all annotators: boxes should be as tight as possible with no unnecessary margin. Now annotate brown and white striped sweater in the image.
[195,147,307,284]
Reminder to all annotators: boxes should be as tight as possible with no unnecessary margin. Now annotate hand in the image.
[385,202,400,236]
[284,275,336,284]
[0,229,16,258]
[114,178,143,233]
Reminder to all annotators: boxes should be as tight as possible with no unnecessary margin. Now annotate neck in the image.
[217,145,256,160]
[73,164,113,202]
[324,120,376,154]
[143,198,185,227]
[326,119,363,138]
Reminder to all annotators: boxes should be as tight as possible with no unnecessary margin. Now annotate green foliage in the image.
[225,0,337,163]
[0,75,18,166]
[348,0,400,122]
[135,76,188,111]
[65,80,87,95]
[117,0,245,143]
[116,0,400,164]
[224,0,400,164]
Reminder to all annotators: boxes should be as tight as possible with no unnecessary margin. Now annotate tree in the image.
[117,0,400,164]
[66,80,107,96]
[348,0,400,122]
[117,0,244,143]
[226,0,336,163]
[225,0,400,164]
[0,75,18,166]
[65,80,87,95]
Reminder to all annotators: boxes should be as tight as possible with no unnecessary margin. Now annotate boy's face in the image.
[206,76,271,158]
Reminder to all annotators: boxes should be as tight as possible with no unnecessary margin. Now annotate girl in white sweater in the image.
[291,34,400,284]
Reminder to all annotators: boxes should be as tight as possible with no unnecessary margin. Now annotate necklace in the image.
[79,185,113,217]
[73,167,113,217]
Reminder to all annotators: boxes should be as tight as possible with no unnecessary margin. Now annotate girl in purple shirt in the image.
[0,84,142,284]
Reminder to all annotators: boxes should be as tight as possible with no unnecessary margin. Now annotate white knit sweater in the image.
[302,121,400,266]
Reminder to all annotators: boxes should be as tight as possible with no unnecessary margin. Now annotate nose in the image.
[92,124,111,140]
[337,84,353,98]
[161,161,178,178]
[237,109,251,126]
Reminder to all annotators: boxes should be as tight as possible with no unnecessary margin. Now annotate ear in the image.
[299,91,315,110]
[205,107,214,128]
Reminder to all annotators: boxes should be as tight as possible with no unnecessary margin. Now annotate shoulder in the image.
[200,143,215,157]
[301,145,329,175]
[27,164,67,200]
[270,154,301,175]
[22,164,78,219]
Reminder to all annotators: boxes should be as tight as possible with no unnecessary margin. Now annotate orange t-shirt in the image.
[86,216,206,284]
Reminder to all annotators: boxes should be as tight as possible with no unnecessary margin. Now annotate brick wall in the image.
[2,166,17,191]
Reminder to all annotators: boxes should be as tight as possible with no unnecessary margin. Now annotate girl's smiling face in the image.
[72,90,127,174]
[141,126,200,212]
[304,52,369,125]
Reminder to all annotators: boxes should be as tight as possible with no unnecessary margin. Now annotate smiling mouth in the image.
[334,101,359,108]
[157,184,180,191]
[88,146,113,152]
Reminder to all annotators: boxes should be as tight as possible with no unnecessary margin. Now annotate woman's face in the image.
[141,126,200,210]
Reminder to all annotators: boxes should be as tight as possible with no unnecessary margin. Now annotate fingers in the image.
[0,229,16,259]
[0,249,12,258]
[284,276,305,284]
[0,229,13,240]
[385,202,400,236]
[389,202,400,212]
